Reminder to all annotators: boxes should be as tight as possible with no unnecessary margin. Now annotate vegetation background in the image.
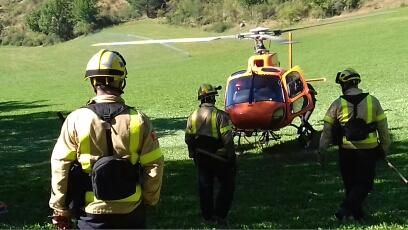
[0,0,406,46]
[0,0,407,229]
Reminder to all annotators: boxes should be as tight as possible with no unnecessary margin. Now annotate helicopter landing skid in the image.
[233,129,281,154]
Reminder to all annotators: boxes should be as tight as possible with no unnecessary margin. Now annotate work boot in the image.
[215,217,229,229]
[352,208,366,221]
[335,207,353,221]
[202,216,216,226]
[0,202,7,215]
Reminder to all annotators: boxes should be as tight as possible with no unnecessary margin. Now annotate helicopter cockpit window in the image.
[227,78,251,106]
[226,75,284,107]
[286,72,304,98]
[253,76,283,103]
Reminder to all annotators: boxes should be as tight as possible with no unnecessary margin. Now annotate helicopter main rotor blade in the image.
[92,35,237,46]
[274,11,393,35]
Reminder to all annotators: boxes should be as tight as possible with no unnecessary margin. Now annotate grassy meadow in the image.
[1,7,408,229]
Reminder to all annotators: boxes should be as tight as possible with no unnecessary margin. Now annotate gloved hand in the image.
[52,215,71,230]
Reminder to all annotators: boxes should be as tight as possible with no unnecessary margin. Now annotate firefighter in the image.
[319,68,391,221]
[185,84,236,227]
[49,49,164,229]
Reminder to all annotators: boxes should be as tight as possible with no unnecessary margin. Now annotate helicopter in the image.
[92,24,332,148]
[222,27,324,148]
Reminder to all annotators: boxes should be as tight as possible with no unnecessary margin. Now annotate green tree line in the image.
[1,0,364,46]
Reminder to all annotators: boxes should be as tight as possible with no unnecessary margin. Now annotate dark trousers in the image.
[338,147,377,218]
[195,155,236,220]
[77,202,146,229]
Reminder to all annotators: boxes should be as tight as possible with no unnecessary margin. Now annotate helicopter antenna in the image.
[288,32,293,69]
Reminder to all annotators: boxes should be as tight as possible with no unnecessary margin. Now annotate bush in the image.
[166,0,202,26]
[222,0,245,23]
[18,32,47,46]
[26,9,41,32]
[129,0,166,18]
[205,21,232,33]
[72,0,97,24]
[309,5,325,18]
[278,0,309,24]
[252,3,277,21]
[74,21,94,36]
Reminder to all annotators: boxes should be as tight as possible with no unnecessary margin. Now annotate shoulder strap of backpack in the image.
[86,103,130,156]
[340,93,369,118]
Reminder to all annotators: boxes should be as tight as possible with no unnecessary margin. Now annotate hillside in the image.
[0,0,131,45]
[0,0,407,46]
[0,6,408,229]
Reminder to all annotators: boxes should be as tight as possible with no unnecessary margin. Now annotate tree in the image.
[129,0,166,18]
[26,9,41,33]
[26,0,74,39]
[72,0,97,23]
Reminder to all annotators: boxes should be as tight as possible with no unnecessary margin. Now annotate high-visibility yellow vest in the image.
[80,110,143,205]
[339,95,379,149]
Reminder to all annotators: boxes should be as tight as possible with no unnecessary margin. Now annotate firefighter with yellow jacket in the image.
[185,84,236,227]
[49,49,164,229]
[319,68,391,221]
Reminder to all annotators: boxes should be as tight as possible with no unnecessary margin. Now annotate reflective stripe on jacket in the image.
[320,88,391,152]
[185,103,235,161]
[50,95,164,215]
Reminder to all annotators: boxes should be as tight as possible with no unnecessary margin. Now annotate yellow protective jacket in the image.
[49,95,164,216]
[185,103,235,162]
[319,88,391,153]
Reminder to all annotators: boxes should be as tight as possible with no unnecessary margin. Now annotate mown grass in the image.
[1,7,408,229]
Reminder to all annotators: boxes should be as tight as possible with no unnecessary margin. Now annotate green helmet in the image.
[335,68,361,85]
[197,84,222,100]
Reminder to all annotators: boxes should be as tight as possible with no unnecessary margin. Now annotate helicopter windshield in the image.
[226,75,284,106]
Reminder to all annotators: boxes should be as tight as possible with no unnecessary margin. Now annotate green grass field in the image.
[1,7,408,229]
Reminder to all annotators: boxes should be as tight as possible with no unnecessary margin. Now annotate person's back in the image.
[319,68,390,221]
[185,84,236,227]
[50,49,164,229]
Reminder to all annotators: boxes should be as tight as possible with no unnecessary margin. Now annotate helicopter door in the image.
[281,66,313,121]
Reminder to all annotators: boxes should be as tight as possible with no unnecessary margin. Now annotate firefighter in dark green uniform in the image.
[319,68,391,221]
[185,84,236,227]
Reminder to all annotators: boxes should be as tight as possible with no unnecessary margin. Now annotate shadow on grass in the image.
[0,101,63,228]
[150,116,187,137]
[153,137,408,229]
[0,100,50,113]
[1,101,407,228]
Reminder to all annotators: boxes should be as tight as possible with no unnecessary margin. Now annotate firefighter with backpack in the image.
[319,68,391,221]
[49,49,164,229]
[185,84,236,227]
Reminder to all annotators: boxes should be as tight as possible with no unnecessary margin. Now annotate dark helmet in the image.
[197,84,222,100]
[335,68,361,85]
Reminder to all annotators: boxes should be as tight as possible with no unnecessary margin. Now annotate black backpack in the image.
[87,103,140,201]
[341,93,376,141]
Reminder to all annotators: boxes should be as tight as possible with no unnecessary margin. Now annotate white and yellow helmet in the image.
[85,49,127,91]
